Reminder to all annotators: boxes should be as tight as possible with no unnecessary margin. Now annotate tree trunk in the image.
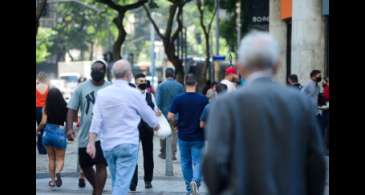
[89,41,94,60]
[80,49,85,61]
[112,13,126,61]
[36,0,48,36]
[201,31,210,83]
[67,50,74,61]
[163,40,184,83]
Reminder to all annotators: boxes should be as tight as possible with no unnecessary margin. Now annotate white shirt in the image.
[89,79,159,151]
[140,91,159,112]
[220,79,237,92]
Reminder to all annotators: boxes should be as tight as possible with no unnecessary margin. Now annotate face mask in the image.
[138,83,147,90]
[316,77,322,83]
[91,70,105,82]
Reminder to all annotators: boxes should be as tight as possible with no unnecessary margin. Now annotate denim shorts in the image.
[42,123,67,149]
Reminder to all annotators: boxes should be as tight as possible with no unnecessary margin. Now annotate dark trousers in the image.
[36,107,47,154]
[130,126,154,189]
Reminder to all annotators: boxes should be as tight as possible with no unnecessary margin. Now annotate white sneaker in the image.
[190,181,199,195]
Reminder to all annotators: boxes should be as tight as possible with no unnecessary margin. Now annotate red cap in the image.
[225,66,237,75]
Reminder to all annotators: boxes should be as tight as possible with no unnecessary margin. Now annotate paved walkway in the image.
[36,136,207,194]
[36,135,328,195]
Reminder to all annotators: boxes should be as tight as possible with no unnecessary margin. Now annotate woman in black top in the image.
[36,88,68,188]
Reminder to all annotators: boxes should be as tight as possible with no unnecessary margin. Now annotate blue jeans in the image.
[103,144,139,195]
[178,139,205,192]
[42,123,67,149]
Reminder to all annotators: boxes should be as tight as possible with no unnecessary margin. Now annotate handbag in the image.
[155,114,172,139]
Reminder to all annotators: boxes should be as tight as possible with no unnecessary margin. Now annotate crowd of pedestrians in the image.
[36,31,328,195]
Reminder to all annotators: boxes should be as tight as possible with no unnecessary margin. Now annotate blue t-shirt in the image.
[170,92,209,141]
[200,103,211,123]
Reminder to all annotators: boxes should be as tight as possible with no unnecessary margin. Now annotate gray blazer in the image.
[203,77,326,195]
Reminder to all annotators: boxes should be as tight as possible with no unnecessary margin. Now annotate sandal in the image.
[48,180,56,187]
[55,173,63,187]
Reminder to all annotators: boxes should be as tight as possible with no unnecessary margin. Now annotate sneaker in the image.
[145,181,152,189]
[190,181,199,195]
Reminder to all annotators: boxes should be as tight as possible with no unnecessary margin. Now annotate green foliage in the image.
[48,1,117,60]
[36,27,56,64]
[217,0,239,52]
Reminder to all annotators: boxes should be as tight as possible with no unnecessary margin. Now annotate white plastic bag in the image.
[155,114,172,139]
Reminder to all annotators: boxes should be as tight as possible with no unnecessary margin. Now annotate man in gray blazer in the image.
[202,31,326,195]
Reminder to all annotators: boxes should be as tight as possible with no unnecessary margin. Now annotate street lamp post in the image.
[150,15,156,88]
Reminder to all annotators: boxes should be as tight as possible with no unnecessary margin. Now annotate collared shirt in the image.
[140,90,159,112]
[89,79,159,151]
[244,69,274,86]
[301,79,320,108]
[156,78,184,117]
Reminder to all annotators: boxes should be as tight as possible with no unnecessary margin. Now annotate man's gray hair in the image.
[112,59,132,79]
[237,31,280,70]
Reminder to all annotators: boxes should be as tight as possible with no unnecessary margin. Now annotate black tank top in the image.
[46,106,67,126]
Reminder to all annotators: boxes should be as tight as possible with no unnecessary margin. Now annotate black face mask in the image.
[138,83,147,90]
[316,77,322,83]
[91,70,105,82]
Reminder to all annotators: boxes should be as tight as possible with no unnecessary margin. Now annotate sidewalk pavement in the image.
[36,135,328,195]
[37,136,207,194]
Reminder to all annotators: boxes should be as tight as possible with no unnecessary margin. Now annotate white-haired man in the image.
[202,31,326,195]
[86,59,160,195]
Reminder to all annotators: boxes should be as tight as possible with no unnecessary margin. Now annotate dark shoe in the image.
[130,187,136,192]
[173,155,177,161]
[55,173,62,187]
[145,181,152,189]
[158,153,166,159]
[78,178,85,188]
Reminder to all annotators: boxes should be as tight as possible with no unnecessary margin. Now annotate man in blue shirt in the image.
[156,68,184,159]
[168,74,209,195]
[200,83,227,129]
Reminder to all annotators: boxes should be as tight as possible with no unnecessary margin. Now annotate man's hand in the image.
[67,129,75,141]
[86,142,96,159]
[153,124,160,131]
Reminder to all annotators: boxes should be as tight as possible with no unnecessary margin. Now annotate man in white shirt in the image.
[220,66,239,92]
[87,59,160,195]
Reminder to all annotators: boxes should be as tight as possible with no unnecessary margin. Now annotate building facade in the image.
[269,0,329,85]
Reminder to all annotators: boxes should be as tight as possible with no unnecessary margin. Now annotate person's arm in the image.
[168,97,179,126]
[135,93,160,130]
[66,87,81,141]
[87,97,103,159]
[36,107,47,133]
[306,101,326,195]
[202,98,233,194]
[200,106,208,128]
